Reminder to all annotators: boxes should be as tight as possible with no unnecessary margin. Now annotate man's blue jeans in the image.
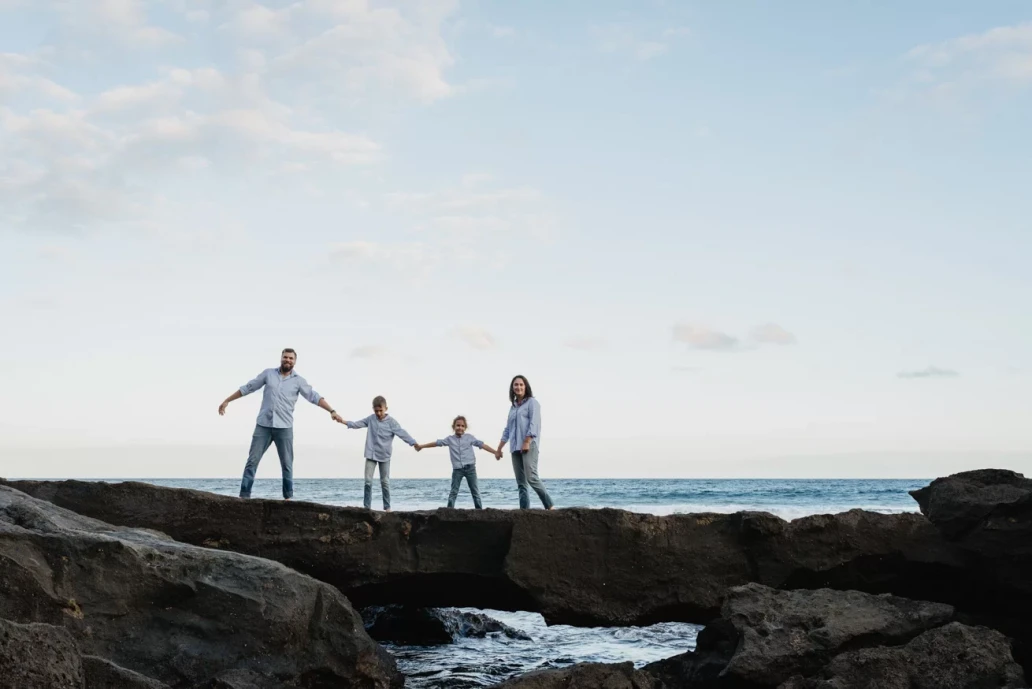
[240,424,293,499]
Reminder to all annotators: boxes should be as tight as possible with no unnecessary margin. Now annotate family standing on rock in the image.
[217,348,555,511]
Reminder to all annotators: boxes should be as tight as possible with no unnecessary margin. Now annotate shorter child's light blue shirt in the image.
[436,434,486,469]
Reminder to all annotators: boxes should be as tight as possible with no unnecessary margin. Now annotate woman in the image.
[497,375,555,510]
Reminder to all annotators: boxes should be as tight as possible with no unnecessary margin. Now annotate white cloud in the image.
[455,326,497,351]
[351,345,390,359]
[898,366,960,379]
[591,23,689,62]
[672,324,738,351]
[0,53,78,102]
[750,323,797,345]
[0,59,380,233]
[564,336,607,351]
[905,22,1032,89]
[384,182,554,240]
[56,0,182,47]
[227,0,461,103]
[673,322,797,352]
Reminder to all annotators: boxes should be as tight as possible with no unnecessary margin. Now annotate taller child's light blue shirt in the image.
[347,414,417,462]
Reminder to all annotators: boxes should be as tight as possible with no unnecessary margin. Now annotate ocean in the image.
[141,477,928,687]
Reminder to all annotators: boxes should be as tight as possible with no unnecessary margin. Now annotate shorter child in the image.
[343,395,419,511]
[415,416,499,509]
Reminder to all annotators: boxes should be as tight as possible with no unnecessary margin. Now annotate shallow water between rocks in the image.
[386,609,701,688]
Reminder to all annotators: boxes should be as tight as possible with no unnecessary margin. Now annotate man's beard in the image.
[280,362,294,372]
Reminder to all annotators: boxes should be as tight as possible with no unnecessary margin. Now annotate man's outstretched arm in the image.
[218,390,242,415]
[220,370,267,415]
[299,378,344,423]
[316,398,345,424]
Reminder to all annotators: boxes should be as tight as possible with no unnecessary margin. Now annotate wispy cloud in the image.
[591,23,690,62]
[454,326,497,351]
[672,324,738,351]
[750,323,797,345]
[351,345,390,359]
[897,366,960,379]
[674,322,797,352]
[904,22,1032,95]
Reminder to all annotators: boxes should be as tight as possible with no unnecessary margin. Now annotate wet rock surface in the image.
[363,605,532,645]
[494,585,1026,688]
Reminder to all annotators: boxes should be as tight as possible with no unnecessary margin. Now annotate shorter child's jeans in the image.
[448,465,482,509]
[364,459,390,510]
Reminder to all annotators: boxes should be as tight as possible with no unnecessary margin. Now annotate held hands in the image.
[218,402,228,416]
[330,412,345,424]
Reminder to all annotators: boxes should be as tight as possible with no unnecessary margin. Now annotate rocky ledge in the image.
[0,478,968,628]
[2,469,1031,687]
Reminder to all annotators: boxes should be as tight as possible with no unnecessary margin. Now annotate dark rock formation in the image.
[492,662,655,689]
[495,585,1026,688]
[82,656,171,689]
[362,605,532,645]
[717,584,953,686]
[0,485,402,688]
[910,469,1032,672]
[1,479,967,627]
[781,622,1026,689]
[0,618,84,689]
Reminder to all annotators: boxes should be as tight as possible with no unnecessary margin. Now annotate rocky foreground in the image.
[0,484,402,688]
[1,469,1029,688]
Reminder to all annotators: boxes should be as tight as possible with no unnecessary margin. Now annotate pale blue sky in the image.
[1,1,1030,479]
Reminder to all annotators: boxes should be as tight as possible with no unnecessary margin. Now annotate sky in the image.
[1,0,1030,480]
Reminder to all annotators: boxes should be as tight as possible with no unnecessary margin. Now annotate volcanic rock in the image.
[0,484,402,688]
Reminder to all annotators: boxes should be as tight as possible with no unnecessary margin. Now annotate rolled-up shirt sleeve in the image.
[239,371,267,396]
[435,439,448,447]
[392,421,417,446]
[526,399,541,439]
[471,436,485,449]
[347,416,371,429]
[298,376,322,405]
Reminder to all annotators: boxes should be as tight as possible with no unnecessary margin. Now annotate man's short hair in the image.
[282,348,297,357]
[372,395,387,408]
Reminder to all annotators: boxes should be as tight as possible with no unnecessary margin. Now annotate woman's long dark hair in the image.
[509,375,533,406]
